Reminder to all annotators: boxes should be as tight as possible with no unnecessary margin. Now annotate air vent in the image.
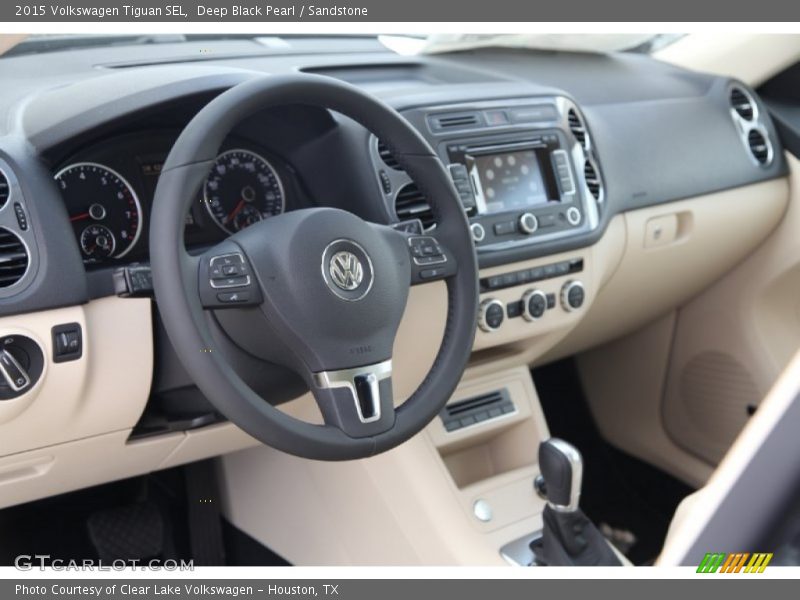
[377,140,401,170]
[584,159,602,201]
[439,389,514,432]
[0,227,29,288]
[747,129,771,165]
[567,108,588,150]
[429,112,481,132]
[0,170,9,210]
[730,87,755,121]
[395,182,435,229]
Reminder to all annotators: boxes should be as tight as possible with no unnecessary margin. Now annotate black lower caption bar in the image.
[3,579,784,600]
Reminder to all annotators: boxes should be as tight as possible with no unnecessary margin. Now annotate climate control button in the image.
[522,289,548,321]
[478,298,505,332]
[561,280,586,312]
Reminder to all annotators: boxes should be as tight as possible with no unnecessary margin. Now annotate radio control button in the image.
[470,222,486,243]
[518,212,539,234]
[493,220,516,236]
[522,289,548,321]
[566,206,582,226]
[561,280,586,312]
[478,298,505,332]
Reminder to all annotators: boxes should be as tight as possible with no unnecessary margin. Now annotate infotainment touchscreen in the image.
[467,149,550,214]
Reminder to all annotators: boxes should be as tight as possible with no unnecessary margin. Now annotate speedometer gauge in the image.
[55,162,142,262]
[204,149,285,234]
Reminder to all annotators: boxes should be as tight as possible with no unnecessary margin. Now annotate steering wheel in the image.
[150,74,478,460]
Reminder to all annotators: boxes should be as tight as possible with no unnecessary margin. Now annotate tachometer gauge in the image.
[55,162,142,261]
[203,149,285,234]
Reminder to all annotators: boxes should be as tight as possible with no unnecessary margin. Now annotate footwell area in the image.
[0,464,288,567]
[533,359,694,565]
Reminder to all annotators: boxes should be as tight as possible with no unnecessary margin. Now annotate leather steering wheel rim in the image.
[150,74,478,460]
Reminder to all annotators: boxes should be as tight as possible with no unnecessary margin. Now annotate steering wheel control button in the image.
[478,298,505,332]
[561,280,586,312]
[473,499,493,523]
[217,291,250,303]
[209,253,251,288]
[518,212,539,234]
[470,222,486,243]
[321,239,374,301]
[522,289,548,321]
[566,206,582,226]
[51,323,83,363]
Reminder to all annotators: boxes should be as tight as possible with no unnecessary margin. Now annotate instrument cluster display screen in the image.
[468,149,551,214]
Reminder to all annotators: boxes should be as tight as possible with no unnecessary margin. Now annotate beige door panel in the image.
[662,154,800,465]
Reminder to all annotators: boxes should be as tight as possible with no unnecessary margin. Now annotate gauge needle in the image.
[70,212,90,222]
[225,200,245,224]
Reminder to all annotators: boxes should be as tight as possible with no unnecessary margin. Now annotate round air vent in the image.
[730,86,755,121]
[567,108,588,150]
[377,140,402,170]
[0,169,10,211]
[0,227,29,288]
[395,182,435,229]
[747,129,772,165]
[583,159,603,202]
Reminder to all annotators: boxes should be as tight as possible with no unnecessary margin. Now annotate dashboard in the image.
[0,36,795,511]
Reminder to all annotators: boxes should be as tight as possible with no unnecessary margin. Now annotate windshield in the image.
[0,33,682,59]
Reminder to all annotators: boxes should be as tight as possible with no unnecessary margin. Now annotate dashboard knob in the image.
[522,289,548,321]
[518,212,539,235]
[478,298,505,332]
[470,222,486,243]
[560,280,586,312]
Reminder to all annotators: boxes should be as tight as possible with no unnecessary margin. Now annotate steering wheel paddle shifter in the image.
[531,438,623,566]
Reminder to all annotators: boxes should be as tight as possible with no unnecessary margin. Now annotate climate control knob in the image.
[561,280,586,312]
[478,298,505,332]
[522,289,548,321]
[518,212,539,235]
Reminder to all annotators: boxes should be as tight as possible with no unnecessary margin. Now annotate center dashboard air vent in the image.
[567,108,588,150]
[428,111,481,132]
[0,227,29,288]
[395,183,435,229]
[0,170,10,211]
[583,159,603,202]
[730,86,755,121]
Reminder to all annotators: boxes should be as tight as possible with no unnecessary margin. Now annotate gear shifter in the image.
[531,438,622,566]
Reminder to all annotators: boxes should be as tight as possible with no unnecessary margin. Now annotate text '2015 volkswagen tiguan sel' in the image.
[1,33,800,567]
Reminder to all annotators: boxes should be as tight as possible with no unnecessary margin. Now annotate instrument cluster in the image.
[53,132,300,266]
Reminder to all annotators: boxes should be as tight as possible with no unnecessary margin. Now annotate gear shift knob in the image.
[538,438,583,512]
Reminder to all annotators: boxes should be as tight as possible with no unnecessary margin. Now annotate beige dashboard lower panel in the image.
[220,366,549,566]
[0,430,182,510]
[0,297,154,457]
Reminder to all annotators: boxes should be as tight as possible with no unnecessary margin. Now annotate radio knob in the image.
[521,289,548,321]
[518,212,539,235]
[560,280,586,312]
[478,298,505,332]
[470,222,486,243]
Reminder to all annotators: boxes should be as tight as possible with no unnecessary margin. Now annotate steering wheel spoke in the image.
[197,241,263,309]
[311,359,396,438]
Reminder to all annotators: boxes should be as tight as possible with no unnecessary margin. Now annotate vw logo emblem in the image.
[329,251,364,291]
[321,240,374,301]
